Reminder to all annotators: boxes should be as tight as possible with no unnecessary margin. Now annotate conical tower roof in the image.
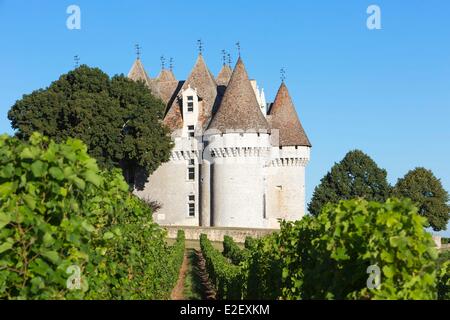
[216,64,232,86]
[127,58,150,86]
[164,54,217,131]
[208,57,269,133]
[154,69,180,105]
[157,69,176,82]
[268,82,311,147]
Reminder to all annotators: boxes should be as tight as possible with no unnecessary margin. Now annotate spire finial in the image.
[227,53,232,66]
[235,41,241,57]
[135,44,141,59]
[74,55,80,68]
[197,39,203,55]
[221,49,226,66]
[280,68,286,82]
[160,55,166,70]
[169,57,173,72]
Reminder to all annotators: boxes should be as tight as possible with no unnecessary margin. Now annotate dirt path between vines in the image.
[170,252,188,300]
[194,249,216,300]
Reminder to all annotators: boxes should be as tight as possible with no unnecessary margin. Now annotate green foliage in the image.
[218,199,439,300]
[308,150,391,216]
[199,234,243,299]
[242,235,282,300]
[393,167,450,231]
[7,65,173,182]
[0,133,183,299]
[276,199,438,299]
[222,235,248,265]
[437,250,450,300]
[244,236,257,250]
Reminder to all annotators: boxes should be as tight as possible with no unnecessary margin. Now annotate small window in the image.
[188,125,195,138]
[188,203,195,217]
[188,167,195,180]
[189,159,195,166]
[188,194,195,217]
[187,96,193,101]
[263,194,267,219]
[187,102,194,112]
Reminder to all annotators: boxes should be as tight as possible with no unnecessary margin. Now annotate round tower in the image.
[266,81,311,228]
[207,57,271,228]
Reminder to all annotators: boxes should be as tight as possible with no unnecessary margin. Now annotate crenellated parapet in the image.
[269,146,310,167]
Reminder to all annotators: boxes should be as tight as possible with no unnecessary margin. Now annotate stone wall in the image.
[163,225,278,243]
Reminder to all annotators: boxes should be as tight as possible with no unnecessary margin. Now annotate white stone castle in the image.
[128,50,311,229]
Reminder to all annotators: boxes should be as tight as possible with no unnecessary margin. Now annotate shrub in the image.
[200,234,242,299]
[437,250,450,300]
[223,235,248,265]
[242,234,282,300]
[0,133,183,299]
[278,199,438,299]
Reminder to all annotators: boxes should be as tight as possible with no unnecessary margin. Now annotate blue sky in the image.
[0,1,449,235]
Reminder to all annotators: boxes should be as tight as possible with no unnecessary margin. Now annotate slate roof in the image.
[268,82,311,147]
[164,54,218,131]
[216,64,232,86]
[208,57,269,133]
[127,59,150,86]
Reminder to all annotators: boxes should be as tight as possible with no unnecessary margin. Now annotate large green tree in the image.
[8,65,173,186]
[308,150,391,216]
[393,167,450,231]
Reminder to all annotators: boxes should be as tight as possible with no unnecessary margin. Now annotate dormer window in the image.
[187,101,194,112]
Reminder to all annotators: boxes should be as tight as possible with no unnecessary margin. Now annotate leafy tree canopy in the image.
[8,65,173,185]
[308,150,391,216]
[393,167,450,231]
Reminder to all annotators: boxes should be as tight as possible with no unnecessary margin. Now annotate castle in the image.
[128,50,311,229]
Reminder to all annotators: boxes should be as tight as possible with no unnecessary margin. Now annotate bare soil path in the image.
[170,248,217,300]
[170,252,189,300]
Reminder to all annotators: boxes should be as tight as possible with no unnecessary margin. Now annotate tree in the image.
[393,167,450,231]
[308,150,391,216]
[8,65,173,186]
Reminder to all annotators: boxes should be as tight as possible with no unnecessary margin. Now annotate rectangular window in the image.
[188,125,195,137]
[187,96,193,101]
[187,102,194,112]
[188,167,195,180]
[188,194,195,217]
[263,194,267,219]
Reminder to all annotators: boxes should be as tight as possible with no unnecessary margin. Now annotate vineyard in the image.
[0,133,449,300]
[0,133,184,299]
[200,200,450,300]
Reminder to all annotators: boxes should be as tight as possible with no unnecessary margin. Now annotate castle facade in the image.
[128,52,311,229]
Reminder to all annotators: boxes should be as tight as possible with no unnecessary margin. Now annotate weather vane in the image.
[135,44,141,59]
[169,57,174,71]
[160,55,166,70]
[280,68,286,82]
[236,41,241,56]
[197,39,203,55]
[227,53,232,66]
[74,55,80,68]
[221,50,227,65]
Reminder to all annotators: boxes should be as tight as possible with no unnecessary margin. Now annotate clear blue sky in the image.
[0,1,449,235]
